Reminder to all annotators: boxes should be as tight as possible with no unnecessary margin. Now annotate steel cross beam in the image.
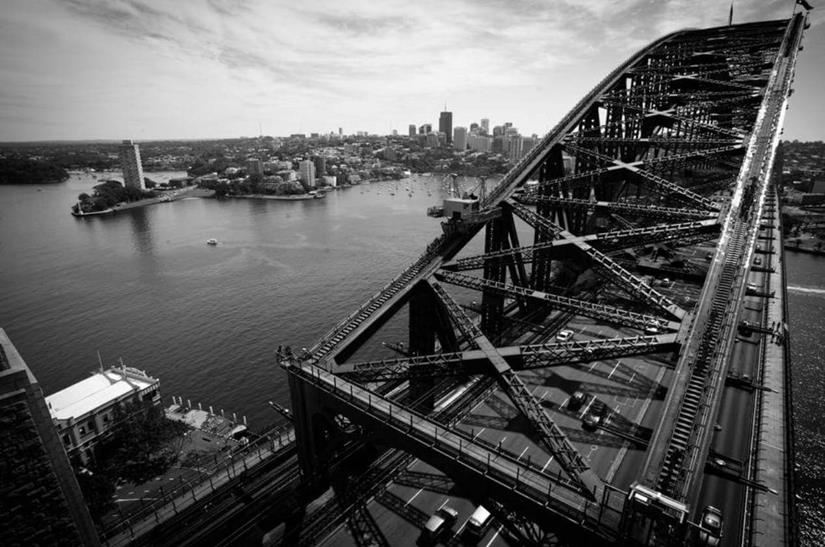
[562,143,721,210]
[506,200,568,237]
[599,99,746,139]
[568,240,686,320]
[525,196,716,222]
[336,334,680,382]
[428,280,601,497]
[442,220,720,271]
[434,270,678,332]
[584,219,721,250]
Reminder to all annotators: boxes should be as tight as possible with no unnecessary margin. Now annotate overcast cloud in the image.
[0,0,821,141]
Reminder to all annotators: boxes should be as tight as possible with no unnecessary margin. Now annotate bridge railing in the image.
[289,361,625,538]
[100,424,295,543]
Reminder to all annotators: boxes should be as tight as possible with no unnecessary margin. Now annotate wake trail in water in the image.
[788,286,825,295]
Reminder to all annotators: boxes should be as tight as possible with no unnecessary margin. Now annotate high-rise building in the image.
[469,122,479,133]
[0,329,100,546]
[408,124,416,137]
[419,123,432,134]
[453,127,468,150]
[338,127,343,137]
[299,159,316,188]
[492,125,504,137]
[439,110,453,144]
[492,135,505,154]
[481,118,490,134]
[118,139,145,190]
[313,156,327,177]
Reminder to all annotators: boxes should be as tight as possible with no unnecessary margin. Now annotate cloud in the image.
[0,0,821,140]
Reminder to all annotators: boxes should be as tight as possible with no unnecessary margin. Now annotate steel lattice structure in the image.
[283,14,807,547]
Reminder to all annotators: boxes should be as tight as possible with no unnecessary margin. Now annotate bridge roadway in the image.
[287,360,625,539]
[284,15,805,546]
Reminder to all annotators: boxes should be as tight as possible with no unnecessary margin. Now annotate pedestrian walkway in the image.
[102,429,295,546]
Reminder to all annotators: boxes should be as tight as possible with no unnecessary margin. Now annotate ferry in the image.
[206,238,218,246]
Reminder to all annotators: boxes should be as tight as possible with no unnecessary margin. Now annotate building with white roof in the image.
[46,365,160,464]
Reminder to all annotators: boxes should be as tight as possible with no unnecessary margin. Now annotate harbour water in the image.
[0,173,822,538]
[0,171,460,429]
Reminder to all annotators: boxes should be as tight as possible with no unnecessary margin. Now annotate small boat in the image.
[206,238,218,246]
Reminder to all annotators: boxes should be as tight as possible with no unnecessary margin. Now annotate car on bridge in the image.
[567,390,588,411]
[698,505,723,546]
[419,506,458,545]
[556,329,574,342]
[582,409,603,431]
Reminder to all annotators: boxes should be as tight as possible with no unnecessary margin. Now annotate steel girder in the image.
[434,270,678,332]
[336,334,680,383]
[285,15,804,544]
[428,280,601,497]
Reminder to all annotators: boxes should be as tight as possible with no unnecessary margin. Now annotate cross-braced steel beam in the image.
[429,280,601,497]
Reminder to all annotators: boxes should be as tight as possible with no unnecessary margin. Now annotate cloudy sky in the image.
[0,0,822,142]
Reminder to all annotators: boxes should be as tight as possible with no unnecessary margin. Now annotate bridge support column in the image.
[533,145,566,292]
[481,216,507,343]
[409,282,458,411]
[287,371,337,493]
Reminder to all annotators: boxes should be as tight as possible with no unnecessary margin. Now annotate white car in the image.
[556,329,574,342]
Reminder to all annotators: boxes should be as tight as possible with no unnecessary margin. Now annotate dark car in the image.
[567,390,588,411]
[698,505,722,546]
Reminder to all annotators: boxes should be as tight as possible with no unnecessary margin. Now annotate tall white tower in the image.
[119,140,145,190]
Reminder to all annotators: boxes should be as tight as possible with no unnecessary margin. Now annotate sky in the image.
[0,0,822,142]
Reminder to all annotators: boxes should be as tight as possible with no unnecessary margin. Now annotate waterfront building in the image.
[481,118,490,134]
[46,365,161,465]
[0,329,100,546]
[246,158,264,176]
[313,156,327,177]
[277,170,297,182]
[299,159,317,188]
[439,110,453,144]
[453,126,468,151]
[322,175,337,187]
[118,139,145,190]
[408,124,416,137]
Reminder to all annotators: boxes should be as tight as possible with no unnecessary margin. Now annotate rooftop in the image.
[46,367,157,421]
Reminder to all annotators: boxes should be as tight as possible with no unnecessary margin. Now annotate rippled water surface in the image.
[1,175,823,539]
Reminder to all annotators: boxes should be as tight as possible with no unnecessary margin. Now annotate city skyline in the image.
[1,0,823,142]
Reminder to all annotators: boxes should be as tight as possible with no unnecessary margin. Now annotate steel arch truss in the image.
[283,15,805,544]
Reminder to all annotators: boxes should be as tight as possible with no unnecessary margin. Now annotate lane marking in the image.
[485,524,504,547]
[608,360,621,380]
[405,488,424,506]
[541,456,554,472]
[517,446,529,460]
[579,398,595,419]
[472,428,486,441]
[437,498,450,511]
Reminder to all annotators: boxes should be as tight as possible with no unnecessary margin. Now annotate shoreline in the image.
[71,186,213,216]
[228,193,323,201]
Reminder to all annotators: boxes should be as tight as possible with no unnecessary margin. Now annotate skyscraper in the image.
[480,118,490,134]
[118,139,145,190]
[439,109,453,144]
[313,156,326,177]
[299,159,316,188]
[0,329,100,546]
[453,127,468,151]
[408,124,416,137]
